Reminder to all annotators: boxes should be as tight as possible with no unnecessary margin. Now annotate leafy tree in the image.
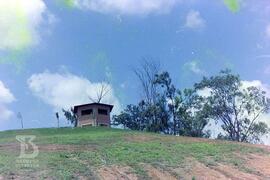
[154,72,210,137]
[113,96,170,133]
[145,96,171,133]
[176,89,211,137]
[195,70,270,143]
[154,72,179,135]
[62,108,78,127]
[112,102,147,131]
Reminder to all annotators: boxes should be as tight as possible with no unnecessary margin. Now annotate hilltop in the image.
[0,127,270,179]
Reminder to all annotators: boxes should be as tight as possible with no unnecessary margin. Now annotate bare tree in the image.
[133,58,161,104]
[89,81,112,103]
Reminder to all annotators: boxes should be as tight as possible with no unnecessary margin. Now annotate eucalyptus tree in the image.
[176,88,211,137]
[154,71,178,135]
[195,70,270,143]
[113,96,170,133]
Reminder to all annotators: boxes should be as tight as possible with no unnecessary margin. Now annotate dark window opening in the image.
[98,109,108,115]
[81,109,93,116]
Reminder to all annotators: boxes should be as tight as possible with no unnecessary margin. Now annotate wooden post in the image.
[17,112,23,129]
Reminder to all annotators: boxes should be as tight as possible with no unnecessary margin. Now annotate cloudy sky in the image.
[0,0,270,141]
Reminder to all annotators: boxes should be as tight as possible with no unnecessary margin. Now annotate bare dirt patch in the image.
[2,170,50,180]
[253,144,270,152]
[247,154,270,178]
[212,164,261,180]
[178,161,228,180]
[145,165,177,180]
[0,143,19,152]
[173,158,264,180]
[98,166,138,180]
[0,143,97,153]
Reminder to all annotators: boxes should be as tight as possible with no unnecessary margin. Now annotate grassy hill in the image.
[0,127,270,179]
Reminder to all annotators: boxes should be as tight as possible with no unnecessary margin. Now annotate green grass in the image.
[0,127,267,179]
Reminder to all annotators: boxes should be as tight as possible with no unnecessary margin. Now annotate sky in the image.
[1,0,270,143]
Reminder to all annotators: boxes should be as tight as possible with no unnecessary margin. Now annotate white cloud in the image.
[197,88,212,98]
[0,81,15,121]
[184,60,206,75]
[241,80,270,97]
[27,71,121,114]
[185,10,205,29]
[73,0,180,15]
[257,113,270,129]
[0,0,52,50]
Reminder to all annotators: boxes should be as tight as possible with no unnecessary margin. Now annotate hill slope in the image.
[0,127,269,179]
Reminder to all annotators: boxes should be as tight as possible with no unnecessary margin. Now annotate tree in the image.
[195,69,270,143]
[152,71,210,137]
[62,108,78,127]
[113,97,170,133]
[154,72,178,135]
[145,96,171,133]
[133,59,160,105]
[176,88,211,137]
[89,82,111,103]
[112,102,147,131]
[132,59,170,133]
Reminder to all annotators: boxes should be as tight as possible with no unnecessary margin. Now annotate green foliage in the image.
[113,97,170,133]
[115,70,210,138]
[115,69,269,143]
[154,72,211,137]
[154,71,178,135]
[62,108,78,127]
[176,88,211,137]
[195,69,270,143]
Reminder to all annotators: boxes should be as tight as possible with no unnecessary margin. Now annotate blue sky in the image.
[1,0,270,135]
